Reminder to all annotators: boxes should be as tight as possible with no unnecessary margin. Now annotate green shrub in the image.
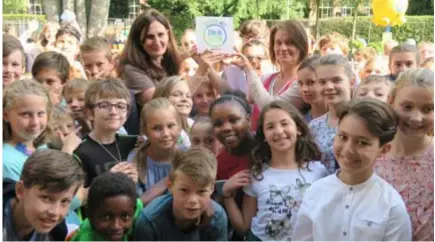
[319,16,434,43]
[3,14,46,22]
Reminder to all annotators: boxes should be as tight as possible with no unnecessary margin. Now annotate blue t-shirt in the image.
[308,114,338,174]
[2,143,47,181]
[133,194,228,241]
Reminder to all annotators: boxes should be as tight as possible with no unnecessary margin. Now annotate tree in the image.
[44,0,110,38]
[407,0,433,15]
[3,0,27,14]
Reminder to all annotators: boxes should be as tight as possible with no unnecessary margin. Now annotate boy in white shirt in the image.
[292,99,412,241]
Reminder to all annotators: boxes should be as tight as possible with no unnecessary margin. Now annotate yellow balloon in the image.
[371,0,409,27]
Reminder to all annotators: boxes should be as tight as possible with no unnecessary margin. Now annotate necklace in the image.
[91,134,122,162]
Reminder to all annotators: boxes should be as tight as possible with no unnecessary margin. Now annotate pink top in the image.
[374,141,434,241]
[250,73,294,131]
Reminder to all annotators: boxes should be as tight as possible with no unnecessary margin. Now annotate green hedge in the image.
[319,16,434,43]
[3,14,46,22]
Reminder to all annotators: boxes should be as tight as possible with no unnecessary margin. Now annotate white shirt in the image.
[291,172,412,241]
[244,162,328,241]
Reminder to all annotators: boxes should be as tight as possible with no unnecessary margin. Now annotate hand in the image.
[60,126,82,154]
[85,68,112,81]
[191,46,230,71]
[198,199,215,228]
[222,169,251,197]
[135,136,146,148]
[110,162,139,183]
[232,52,255,71]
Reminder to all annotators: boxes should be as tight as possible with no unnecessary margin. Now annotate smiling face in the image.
[81,50,113,79]
[317,65,352,107]
[210,102,250,150]
[16,183,78,234]
[334,114,390,182]
[55,33,80,60]
[65,90,86,119]
[391,86,434,139]
[263,108,300,153]
[88,98,128,133]
[144,108,181,151]
[273,30,301,67]
[4,95,48,144]
[169,171,213,221]
[168,81,193,117]
[143,21,169,60]
[297,67,321,104]
[90,195,135,241]
[243,45,268,75]
[3,50,24,87]
[192,82,217,116]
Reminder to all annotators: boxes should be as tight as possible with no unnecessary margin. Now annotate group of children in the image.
[2,7,434,242]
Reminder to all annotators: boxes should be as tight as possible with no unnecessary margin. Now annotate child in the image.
[55,25,86,79]
[3,149,86,241]
[32,51,70,106]
[3,34,25,87]
[73,79,138,188]
[297,56,327,122]
[418,41,434,66]
[80,36,140,135]
[309,54,354,174]
[133,148,228,240]
[63,78,92,134]
[353,75,393,103]
[80,36,115,80]
[190,117,221,155]
[132,98,182,197]
[239,20,269,45]
[359,56,389,80]
[3,79,52,181]
[48,106,77,150]
[222,100,328,240]
[292,99,412,240]
[180,28,197,55]
[388,44,418,81]
[180,57,199,80]
[374,68,434,241]
[192,80,218,119]
[152,76,194,148]
[67,172,143,241]
[318,33,349,57]
[209,91,256,180]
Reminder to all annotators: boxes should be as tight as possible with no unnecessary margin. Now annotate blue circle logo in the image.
[203,24,227,47]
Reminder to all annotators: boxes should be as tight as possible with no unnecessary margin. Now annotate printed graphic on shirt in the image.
[264,185,296,240]
[264,177,312,240]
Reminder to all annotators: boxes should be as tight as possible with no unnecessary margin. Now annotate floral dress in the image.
[374,141,434,241]
[308,114,337,174]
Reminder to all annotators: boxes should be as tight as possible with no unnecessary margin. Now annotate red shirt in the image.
[216,149,251,180]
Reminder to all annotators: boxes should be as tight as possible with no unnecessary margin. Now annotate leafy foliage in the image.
[3,0,27,14]
[320,16,434,43]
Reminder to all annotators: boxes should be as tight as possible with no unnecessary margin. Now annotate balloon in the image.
[371,0,409,27]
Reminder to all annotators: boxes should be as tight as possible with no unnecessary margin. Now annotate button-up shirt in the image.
[292,172,412,241]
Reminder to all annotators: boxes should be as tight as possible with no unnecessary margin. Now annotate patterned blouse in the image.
[374,141,434,241]
[308,114,337,174]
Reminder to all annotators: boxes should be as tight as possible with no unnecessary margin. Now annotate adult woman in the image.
[119,8,181,106]
[248,20,308,129]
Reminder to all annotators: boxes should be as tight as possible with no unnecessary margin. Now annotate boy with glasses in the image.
[73,79,138,191]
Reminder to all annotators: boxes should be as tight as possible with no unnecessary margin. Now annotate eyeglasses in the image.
[94,101,129,112]
[246,55,267,62]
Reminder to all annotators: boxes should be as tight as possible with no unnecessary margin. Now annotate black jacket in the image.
[3,179,68,241]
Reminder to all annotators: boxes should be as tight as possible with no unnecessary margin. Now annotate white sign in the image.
[196,16,234,53]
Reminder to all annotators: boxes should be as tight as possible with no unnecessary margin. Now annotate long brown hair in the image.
[118,8,181,82]
[251,100,321,181]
